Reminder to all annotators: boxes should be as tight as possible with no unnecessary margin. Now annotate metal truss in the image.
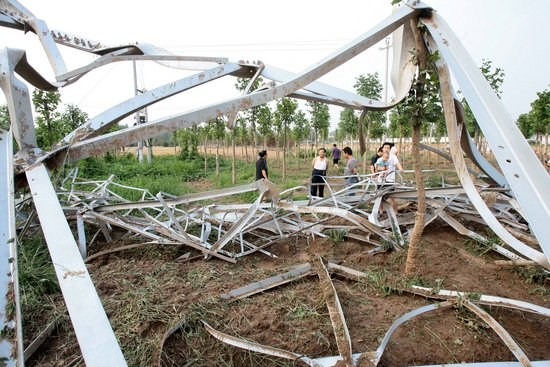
[1,0,549,365]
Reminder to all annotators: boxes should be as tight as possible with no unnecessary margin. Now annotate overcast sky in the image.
[1,0,549,130]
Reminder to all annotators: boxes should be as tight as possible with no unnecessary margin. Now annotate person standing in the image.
[311,148,329,198]
[343,146,359,188]
[256,150,269,181]
[331,144,341,170]
[381,142,403,183]
[370,147,383,174]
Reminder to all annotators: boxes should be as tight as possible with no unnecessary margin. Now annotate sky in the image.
[1,0,549,131]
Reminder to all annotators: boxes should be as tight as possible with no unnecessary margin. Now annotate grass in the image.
[17,236,62,328]
[327,229,347,244]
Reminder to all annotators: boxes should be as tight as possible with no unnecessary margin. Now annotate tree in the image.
[235,77,265,149]
[275,97,298,180]
[292,110,310,162]
[256,104,272,149]
[354,73,385,157]
[32,90,62,149]
[307,101,330,148]
[337,108,358,145]
[60,104,88,135]
[529,88,550,157]
[517,113,533,139]
[405,19,446,276]
[210,117,226,176]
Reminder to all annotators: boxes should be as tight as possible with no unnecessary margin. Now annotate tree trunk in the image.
[283,122,287,181]
[251,120,258,150]
[276,134,280,166]
[358,110,367,174]
[405,18,428,276]
[204,137,208,175]
[216,138,220,177]
[231,132,236,184]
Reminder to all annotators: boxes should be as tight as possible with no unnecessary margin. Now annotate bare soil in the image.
[25,220,549,367]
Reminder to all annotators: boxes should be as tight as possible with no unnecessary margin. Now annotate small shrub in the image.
[327,229,347,243]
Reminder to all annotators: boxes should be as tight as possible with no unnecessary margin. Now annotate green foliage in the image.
[176,126,200,159]
[18,236,59,298]
[529,88,550,137]
[387,51,443,140]
[76,154,209,197]
[292,110,310,143]
[32,89,62,149]
[0,104,10,130]
[514,266,549,286]
[516,87,549,141]
[336,108,358,141]
[307,100,330,143]
[327,229,347,243]
[61,103,88,133]
[517,113,533,138]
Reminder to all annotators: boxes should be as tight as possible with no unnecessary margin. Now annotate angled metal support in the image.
[61,62,244,144]
[0,0,67,76]
[0,129,23,366]
[0,48,38,149]
[32,2,425,171]
[422,12,550,265]
[26,164,127,366]
[427,36,549,268]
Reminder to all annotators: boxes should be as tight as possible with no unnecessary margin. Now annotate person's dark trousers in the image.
[311,169,326,197]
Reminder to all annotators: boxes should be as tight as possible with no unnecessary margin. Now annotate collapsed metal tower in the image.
[0,0,549,365]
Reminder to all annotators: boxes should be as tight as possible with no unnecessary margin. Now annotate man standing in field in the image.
[331,144,341,170]
[343,146,359,189]
[370,146,383,174]
[256,150,269,181]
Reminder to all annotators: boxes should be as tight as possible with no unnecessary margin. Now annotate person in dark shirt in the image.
[331,144,341,170]
[370,147,383,174]
[256,150,269,181]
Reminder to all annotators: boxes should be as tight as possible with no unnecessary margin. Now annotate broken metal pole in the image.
[26,164,127,366]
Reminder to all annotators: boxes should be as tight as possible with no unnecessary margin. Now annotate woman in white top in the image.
[311,148,329,198]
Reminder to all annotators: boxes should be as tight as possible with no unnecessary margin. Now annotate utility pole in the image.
[133,60,144,163]
[379,37,392,142]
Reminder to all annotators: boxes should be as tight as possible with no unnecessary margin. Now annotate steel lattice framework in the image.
[0,0,549,366]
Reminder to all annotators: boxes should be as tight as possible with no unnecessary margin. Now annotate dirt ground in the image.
[23,146,549,366]
[25,218,550,366]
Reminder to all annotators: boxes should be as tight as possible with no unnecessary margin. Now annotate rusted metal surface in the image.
[0,129,22,366]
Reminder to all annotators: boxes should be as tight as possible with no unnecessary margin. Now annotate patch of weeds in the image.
[18,236,61,326]
[514,265,549,285]
[464,235,497,257]
[327,229,347,244]
[514,266,549,296]
[185,268,215,290]
[364,268,398,296]
[286,303,322,320]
